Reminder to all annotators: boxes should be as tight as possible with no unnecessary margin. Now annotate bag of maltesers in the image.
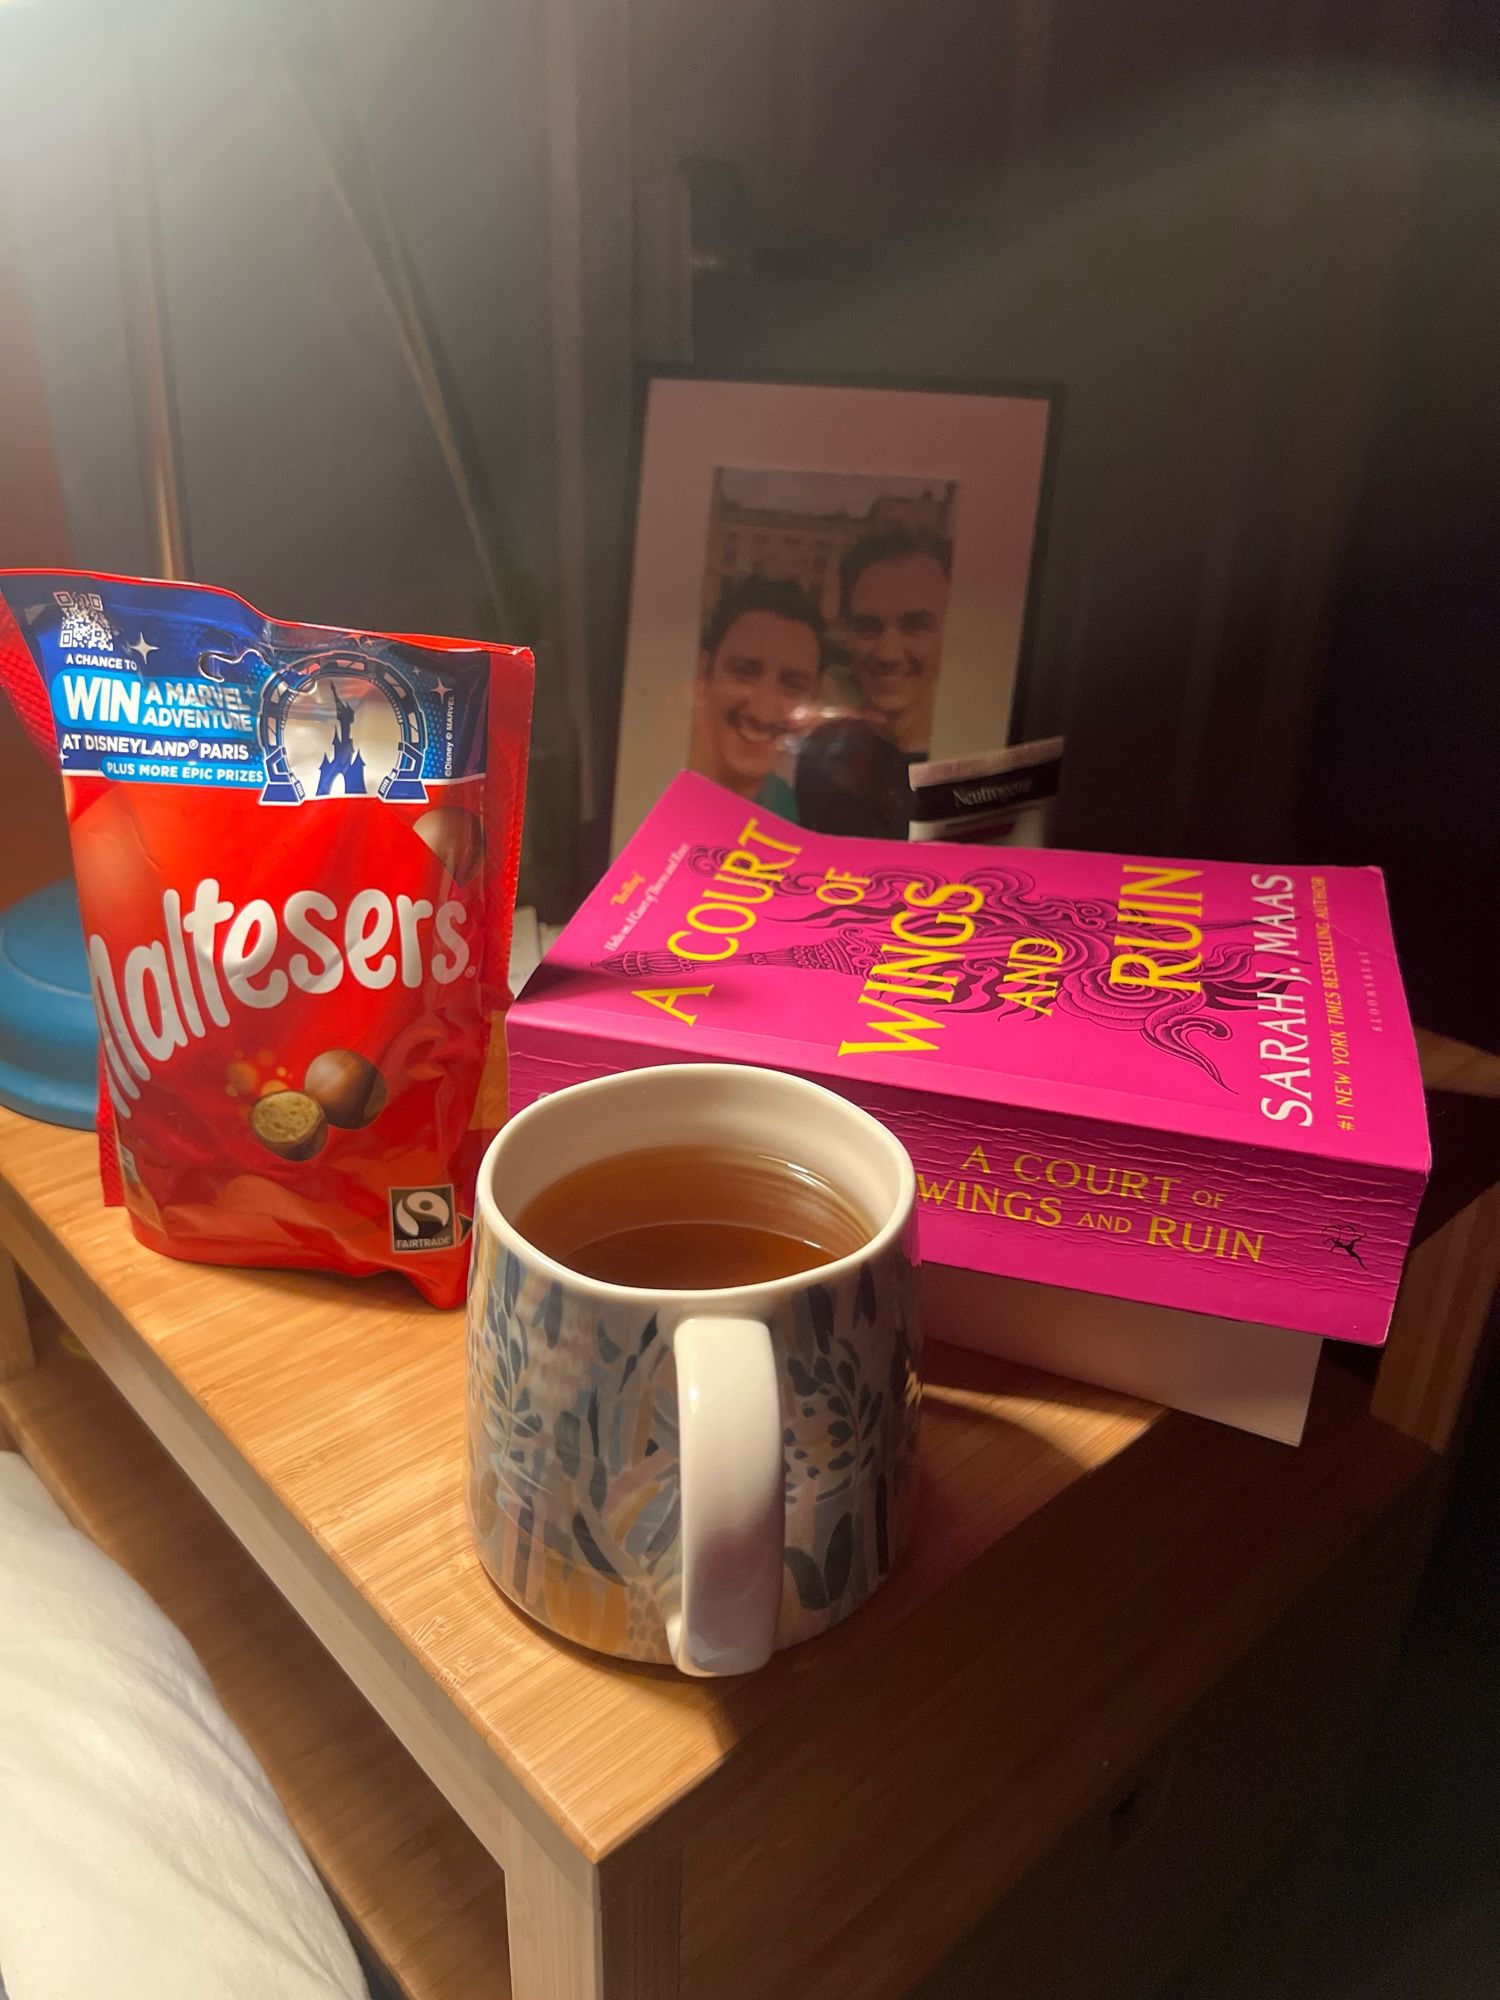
[0,569,532,1306]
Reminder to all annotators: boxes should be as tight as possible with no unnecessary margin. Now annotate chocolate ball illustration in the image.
[303,1048,388,1129]
[250,1088,327,1162]
[413,806,483,887]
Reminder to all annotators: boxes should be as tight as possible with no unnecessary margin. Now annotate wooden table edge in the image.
[0,1167,621,1897]
[0,1121,1475,1998]
[0,1114,1173,1874]
[0,1313,514,2000]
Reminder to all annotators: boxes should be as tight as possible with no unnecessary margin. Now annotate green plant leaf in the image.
[573,1513,620,1580]
[788,1357,820,1398]
[514,1494,534,1600]
[785,1545,828,1610]
[643,1497,680,1563]
[856,1263,877,1325]
[533,1283,563,1347]
[808,1286,834,1352]
[823,1513,853,1602]
[555,1409,581,1478]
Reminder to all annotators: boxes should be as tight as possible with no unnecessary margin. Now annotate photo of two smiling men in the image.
[686,468,957,839]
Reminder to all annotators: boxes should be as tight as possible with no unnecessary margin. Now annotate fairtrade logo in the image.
[390,1184,457,1252]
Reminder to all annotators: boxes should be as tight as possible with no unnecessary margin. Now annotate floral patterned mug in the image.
[466,1063,920,1673]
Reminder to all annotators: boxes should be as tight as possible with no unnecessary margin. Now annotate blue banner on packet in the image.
[14,573,491,801]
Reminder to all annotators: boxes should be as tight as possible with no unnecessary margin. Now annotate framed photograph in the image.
[610,372,1055,851]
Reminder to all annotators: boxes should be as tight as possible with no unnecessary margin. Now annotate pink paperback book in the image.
[508,773,1430,1344]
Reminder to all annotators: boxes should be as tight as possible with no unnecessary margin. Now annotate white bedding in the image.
[0,1452,367,2000]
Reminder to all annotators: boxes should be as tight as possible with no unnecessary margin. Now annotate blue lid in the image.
[0,878,98,1130]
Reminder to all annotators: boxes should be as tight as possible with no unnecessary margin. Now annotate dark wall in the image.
[629,0,1449,867]
[0,0,554,640]
[0,0,575,908]
[1300,17,1500,1044]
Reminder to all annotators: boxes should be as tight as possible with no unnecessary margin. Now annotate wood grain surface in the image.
[0,1246,30,1380]
[1414,1028,1500,1098]
[0,1109,1158,1888]
[0,1316,512,2000]
[0,1060,1478,1996]
[1373,1185,1500,1452]
[671,1359,1434,2000]
[1376,1031,1500,1450]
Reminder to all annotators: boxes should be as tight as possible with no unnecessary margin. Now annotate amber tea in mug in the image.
[513,1142,873,1289]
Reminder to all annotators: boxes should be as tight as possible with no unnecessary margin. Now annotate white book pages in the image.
[921,1264,1322,1445]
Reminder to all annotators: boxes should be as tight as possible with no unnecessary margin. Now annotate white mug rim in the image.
[476,1063,915,1307]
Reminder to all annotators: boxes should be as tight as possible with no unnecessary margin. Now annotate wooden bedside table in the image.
[0,1032,1492,2000]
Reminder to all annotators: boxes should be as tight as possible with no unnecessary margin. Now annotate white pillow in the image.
[0,1452,367,2000]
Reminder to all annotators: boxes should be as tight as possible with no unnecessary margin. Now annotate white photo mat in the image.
[611,376,1052,853]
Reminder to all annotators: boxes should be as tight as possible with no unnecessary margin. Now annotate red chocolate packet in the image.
[0,569,532,1306]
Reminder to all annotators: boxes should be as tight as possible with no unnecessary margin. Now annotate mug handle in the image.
[665,1315,784,1676]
